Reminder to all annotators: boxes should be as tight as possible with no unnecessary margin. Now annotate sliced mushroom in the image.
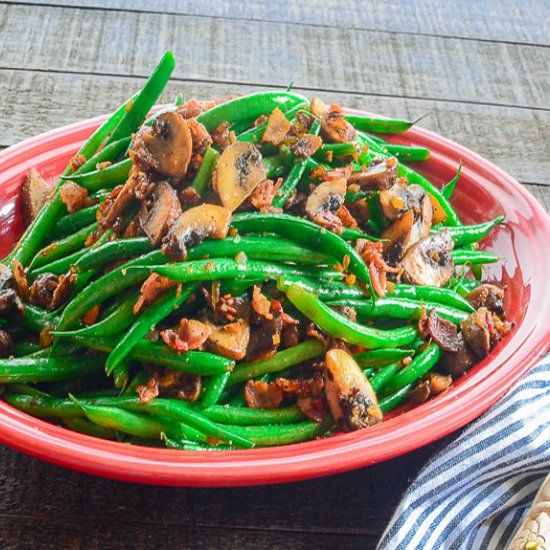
[379,181,425,222]
[204,319,250,361]
[0,264,18,316]
[59,180,90,214]
[244,380,283,409]
[305,179,347,221]
[291,134,323,158]
[400,230,454,287]
[0,329,15,358]
[262,107,292,146]
[29,272,75,311]
[158,370,202,402]
[21,168,54,227]
[348,158,398,191]
[130,112,192,179]
[162,203,232,261]
[381,209,415,263]
[466,283,505,314]
[324,349,383,431]
[246,314,283,362]
[141,181,182,247]
[439,333,477,378]
[212,142,267,211]
[309,96,327,118]
[460,307,492,358]
[321,104,356,144]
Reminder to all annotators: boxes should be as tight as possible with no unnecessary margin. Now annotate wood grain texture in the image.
[0,69,549,187]
[7,0,550,46]
[0,4,549,110]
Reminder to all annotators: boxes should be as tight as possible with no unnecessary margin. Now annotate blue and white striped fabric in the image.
[377,360,550,550]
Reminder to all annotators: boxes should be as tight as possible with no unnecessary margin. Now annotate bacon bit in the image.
[253,114,268,127]
[320,165,353,182]
[59,181,90,214]
[337,205,358,228]
[211,121,231,149]
[177,98,204,119]
[11,260,29,302]
[271,299,299,326]
[297,396,328,422]
[313,211,343,234]
[281,323,301,348]
[309,165,327,179]
[160,318,211,353]
[356,239,401,297]
[262,108,292,146]
[346,273,357,286]
[402,356,413,366]
[325,150,334,163]
[244,380,283,409]
[229,130,236,144]
[293,111,315,133]
[217,294,240,322]
[137,373,159,404]
[321,104,357,144]
[82,304,100,325]
[134,274,178,314]
[187,118,213,154]
[180,186,202,209]
[97,161,112,171]
[418,305,428,337]
[291,134,322,158]
[249,177,283,212]
[420,309,459,353]
[252,286,273,320]
[51,272,75,310]
[310,96,327,118]
[68,154,86,172]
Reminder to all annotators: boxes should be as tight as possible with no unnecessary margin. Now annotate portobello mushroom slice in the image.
[212,142,267,211]
[324,349,383,431]
[21,168,54,227]
[204,319,250,361]
[162,203,232,261]
[305,179,347,222]
[400,230,454,287]
[141,181,182,247]
[348,158,398,191]
[130,112,192,179]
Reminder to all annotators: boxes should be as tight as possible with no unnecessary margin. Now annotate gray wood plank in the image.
[6,0,550,47]
[0,4,549,110]
[1,69,548,186]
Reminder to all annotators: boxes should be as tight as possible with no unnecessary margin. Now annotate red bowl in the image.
[0,112,549,487]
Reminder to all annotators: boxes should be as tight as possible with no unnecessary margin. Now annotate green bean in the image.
[272,118,321,208]
[441,162,462,199]
[353,349,413,369]
[55,334,233,376]
[18,303,58,333]
[366,192,389,232]
[0,355,102,383]
[55,250,164,331]
[383,144,430,162]
[370,362,401,392]
[60,158,132,191]
[163,438,234,451]
[382,343,441,396]
[105,50,175,145]
[72,137,132,177]
[221,416,332,447]
[199,371,232,409]
[52,204,100,240]
[192,147,220,196]
[73,237,153,273]
[195,91,308,132]
[237,102,307,143]
[263,155,286,179]
[379,383,414,413]
[28,249,86,279]
[105,285,196,375]
[200,405,305,426]
[6,93,136,267]
[439,216,504,247]
[232,212,373,290]
[391,284,475,312]
[122,369,148,397]
[285,284,418,349]
[276,275,366,301]
[346,113,416,133]
[14,342,42,356]
[228,340,325,386]
[27,222,97,271]
[112,357,130,391]
[314,141,358,161]
[329,297,468,325]
[63,416,118,440]
[452,249,499,265]
[340,226,384,241]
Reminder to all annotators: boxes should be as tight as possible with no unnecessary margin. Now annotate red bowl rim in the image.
[0,110,549,487]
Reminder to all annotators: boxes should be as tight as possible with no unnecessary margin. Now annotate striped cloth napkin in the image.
[377,359,550,550]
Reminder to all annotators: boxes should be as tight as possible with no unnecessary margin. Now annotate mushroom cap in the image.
[305,179,347,220]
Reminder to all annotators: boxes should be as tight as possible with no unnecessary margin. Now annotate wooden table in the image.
[0,1,548,548]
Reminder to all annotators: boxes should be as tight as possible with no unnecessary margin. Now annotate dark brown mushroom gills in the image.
[305,179,346,221]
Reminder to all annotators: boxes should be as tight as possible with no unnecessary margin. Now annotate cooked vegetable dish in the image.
[0,51,512,450]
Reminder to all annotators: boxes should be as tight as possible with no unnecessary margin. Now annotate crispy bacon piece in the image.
[337,205,358,228]
[321,104,356,144]
[177,98,204,119]
[68,154,86,172]
[21,168,55,227]
[28,272,75,311]
[59,181,90,214]
[187,118,213,155]
[161,318,211,353]
[262,108,292,146]
[252,286,273,320]
[419,309,459,353]
[249,178,283,212]
[291,134,323,158]
[11,260,29,302]
[133,274,178,314]
[244,380,283,409]
[211,121,231,149]
[180,186,203,209]
[137,373,159,404]
[319,165,353,183]
[356,239,401,297]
